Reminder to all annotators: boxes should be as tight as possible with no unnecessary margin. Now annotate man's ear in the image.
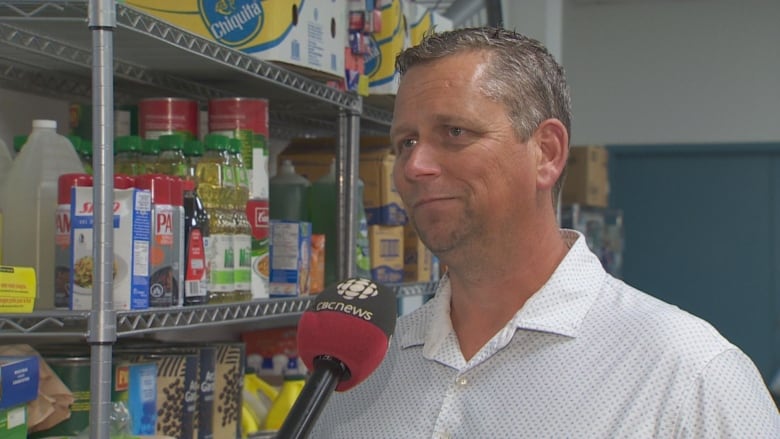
[534,118,569,191]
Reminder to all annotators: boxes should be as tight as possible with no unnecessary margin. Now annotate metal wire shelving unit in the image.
[0,1,424,437]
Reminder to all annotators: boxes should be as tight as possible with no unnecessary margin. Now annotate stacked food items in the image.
[22,341,245,439]
[278,137,441,288]
[0,96,275,310]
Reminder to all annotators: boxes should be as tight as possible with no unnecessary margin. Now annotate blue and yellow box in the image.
[407,0,453,47]
[124,0,347,79]
[365,0,408,94]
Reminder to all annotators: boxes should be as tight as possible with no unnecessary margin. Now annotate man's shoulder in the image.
[591,276,735,359]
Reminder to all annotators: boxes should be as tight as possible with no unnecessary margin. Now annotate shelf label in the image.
[0,266,37,313]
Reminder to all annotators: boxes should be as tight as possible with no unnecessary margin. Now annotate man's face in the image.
[391,51,538,258]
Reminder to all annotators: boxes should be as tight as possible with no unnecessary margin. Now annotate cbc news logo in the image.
[337,278,378,300]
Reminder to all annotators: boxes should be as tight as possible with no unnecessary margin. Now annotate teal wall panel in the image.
[608,144,779,381]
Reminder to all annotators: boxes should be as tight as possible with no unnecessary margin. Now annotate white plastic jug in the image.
[0,137,12,264]
[1,120,84,309]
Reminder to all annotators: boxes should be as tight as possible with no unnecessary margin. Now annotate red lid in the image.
[135,174,171,204]
[58,173,93,204]
[114,174,135,190]
[169,176,184,206]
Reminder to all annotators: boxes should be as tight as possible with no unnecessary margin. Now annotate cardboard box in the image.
[0,356,39,410]
[280,137,408,225]
[407,1,453,47]
[269,220,312,297]
[125,0,348,79]
[403,223,432,282]
[562,145,609,207]
[368,225,403,284]
[365,0,408,94]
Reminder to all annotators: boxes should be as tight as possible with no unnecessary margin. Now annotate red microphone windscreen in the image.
[297,278,396,391]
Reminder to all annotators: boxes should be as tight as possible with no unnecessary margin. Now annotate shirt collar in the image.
[398,230,607,351]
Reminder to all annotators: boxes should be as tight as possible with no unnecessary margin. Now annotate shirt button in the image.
[456,376,468,386]
[433,432,451,439]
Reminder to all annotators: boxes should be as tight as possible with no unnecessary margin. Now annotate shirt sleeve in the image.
[676,348,780,438]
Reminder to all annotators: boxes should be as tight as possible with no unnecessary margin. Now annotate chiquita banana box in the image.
[364,0,408,95]
[124,0,347,78]
[407,0,453,47]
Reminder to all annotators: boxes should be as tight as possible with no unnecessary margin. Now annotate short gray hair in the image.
[396,27,572,203]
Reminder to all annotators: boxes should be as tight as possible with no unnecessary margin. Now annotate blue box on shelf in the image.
[0,356,39,409]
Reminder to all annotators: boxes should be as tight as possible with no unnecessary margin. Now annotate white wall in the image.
[562,0,780,145]
[0,88,70,154]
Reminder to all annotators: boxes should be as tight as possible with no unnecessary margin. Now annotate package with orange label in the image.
[309,234,325,294]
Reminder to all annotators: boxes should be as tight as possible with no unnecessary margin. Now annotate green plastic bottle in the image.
[309,159,371,286]
[269,160,310,221]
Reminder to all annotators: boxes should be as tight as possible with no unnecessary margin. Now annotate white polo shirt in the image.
[311,230,780,438]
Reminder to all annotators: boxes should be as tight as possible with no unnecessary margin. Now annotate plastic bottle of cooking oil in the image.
[228,138,252,301]
[197,133,235,303]
[140,139,159,174]
[114,135,143,176]
[157,133,188,178]
[183,139,204,183]
[1,120,85,309]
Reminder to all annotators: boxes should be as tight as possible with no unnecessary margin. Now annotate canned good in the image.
[207,97,268,137]
[139,97,199,140]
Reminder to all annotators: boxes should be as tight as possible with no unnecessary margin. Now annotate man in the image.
[311,27,779,437]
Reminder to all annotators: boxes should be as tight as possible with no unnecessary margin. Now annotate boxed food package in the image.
[125,0,348,79]
[111,358,158,436]
[0,406,28,439]
[246,199,270,300]
[368,225,403,284]
[280,137,408,226]
[269,220,312,297]
[136,353,199,439]
[213,343,245,439]
[0,356,39,410]
[562,145,609,208]
[70,184,152,310]
[310,234,326,294]
[403,223,432,282]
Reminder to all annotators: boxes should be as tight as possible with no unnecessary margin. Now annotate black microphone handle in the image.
[276,355,350,439]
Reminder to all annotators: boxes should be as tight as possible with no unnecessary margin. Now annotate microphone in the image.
[277,277,397,438]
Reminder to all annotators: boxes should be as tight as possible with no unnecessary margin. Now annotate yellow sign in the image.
[0,266,37,313]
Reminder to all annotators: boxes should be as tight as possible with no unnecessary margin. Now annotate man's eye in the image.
[449,127,463,137]
[401,138,417,149]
